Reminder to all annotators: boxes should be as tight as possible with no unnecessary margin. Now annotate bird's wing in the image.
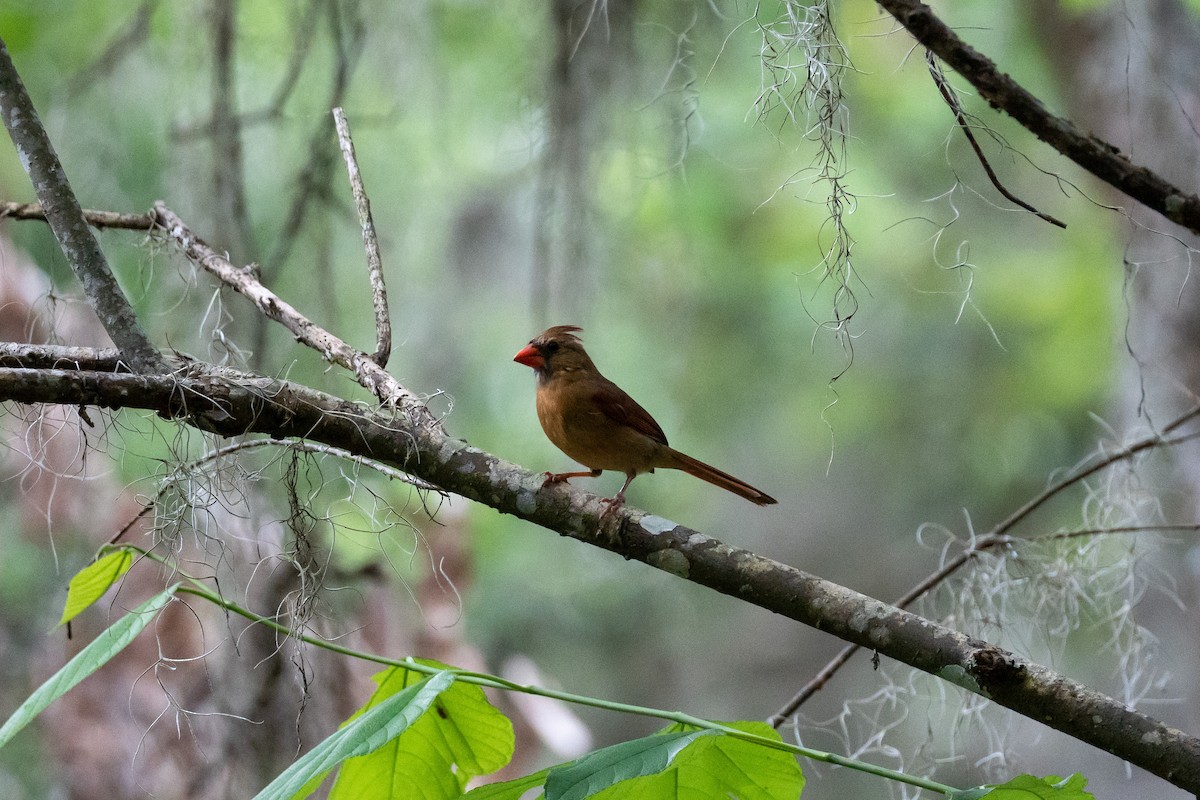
[591,382,669,446]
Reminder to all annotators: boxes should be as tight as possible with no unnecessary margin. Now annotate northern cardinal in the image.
[513,325,777,508]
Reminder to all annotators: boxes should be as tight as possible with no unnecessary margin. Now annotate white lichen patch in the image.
[647,548,690,578]
[640,515,679,536]
[516,491,538,514]
[937,664,988,697]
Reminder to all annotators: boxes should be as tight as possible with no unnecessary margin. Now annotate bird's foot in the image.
[598,492,627,520]
[598,499,621,520]
[541,468,602,488]
[597,493,628,545]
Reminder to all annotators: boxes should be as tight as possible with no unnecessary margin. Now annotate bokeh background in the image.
[1,1,1198,797]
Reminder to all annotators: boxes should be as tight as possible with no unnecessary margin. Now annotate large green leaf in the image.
[588,722,803,800]
[253,670,456,800]
[0,584,177,749]
[953,773,1092,800]
[59,549,135,625]
[647,721,804,800]
[327,661,515,800]
[502,721,804,800]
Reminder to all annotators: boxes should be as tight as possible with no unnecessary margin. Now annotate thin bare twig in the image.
[992,403,1200,538]
[0,201,153,230]
[0,38,166,374]
[333,107,391,367]
[926,51,1066,229]
[249,2,368,367]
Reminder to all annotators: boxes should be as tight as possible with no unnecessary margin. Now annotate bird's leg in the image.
[542,468,602,487]
[599,473,637,519]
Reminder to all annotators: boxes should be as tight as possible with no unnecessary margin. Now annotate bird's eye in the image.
[544,341,560,353]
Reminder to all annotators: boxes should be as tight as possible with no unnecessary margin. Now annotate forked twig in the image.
[926,51,1066,229]
[150,202,438,429]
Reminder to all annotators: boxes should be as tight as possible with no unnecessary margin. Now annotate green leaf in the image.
[251,670,455,800]
[59,549,135,625]
[538,721,804,800]
[953,773,1092,800]
[0,584,177,749]
[547,729,719,800]
[653,721,804,800]
[327,661,515,800]
[462,768,550,799]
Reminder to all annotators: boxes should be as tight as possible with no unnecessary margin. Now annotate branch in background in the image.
[265,1,364,277]
[879,0,1200,235]
[0,39,166,374]
[149,202,437,429]
[333,107,391,367]
[171,0,324,140]
[67,0,159,98]
[263,0,325,117]
[925,51,1066,229]
[1,347,1199,794]
[208,0,258,271]
[770,401,1200,722]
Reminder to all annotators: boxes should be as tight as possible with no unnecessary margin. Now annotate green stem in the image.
[118,546,957,796]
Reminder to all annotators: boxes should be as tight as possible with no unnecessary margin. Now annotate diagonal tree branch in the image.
[1,343,1198,794]
[879,0,1200,235]
[149,202,437,430]
[0,39,166,374]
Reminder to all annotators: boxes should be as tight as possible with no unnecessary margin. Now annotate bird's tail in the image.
[664,448,777,506]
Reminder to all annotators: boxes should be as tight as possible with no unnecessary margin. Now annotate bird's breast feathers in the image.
[535,379,664,473]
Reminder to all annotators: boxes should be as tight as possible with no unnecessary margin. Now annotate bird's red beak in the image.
[513,344,544,369]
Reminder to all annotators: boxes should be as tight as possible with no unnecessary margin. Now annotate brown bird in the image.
[513,325,777,509]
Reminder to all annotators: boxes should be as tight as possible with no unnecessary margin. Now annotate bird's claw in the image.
[597,495,628,545]
[542,471,569,486]
[598,494,626,520]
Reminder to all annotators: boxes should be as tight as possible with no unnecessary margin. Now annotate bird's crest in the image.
[539,325,584,344]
